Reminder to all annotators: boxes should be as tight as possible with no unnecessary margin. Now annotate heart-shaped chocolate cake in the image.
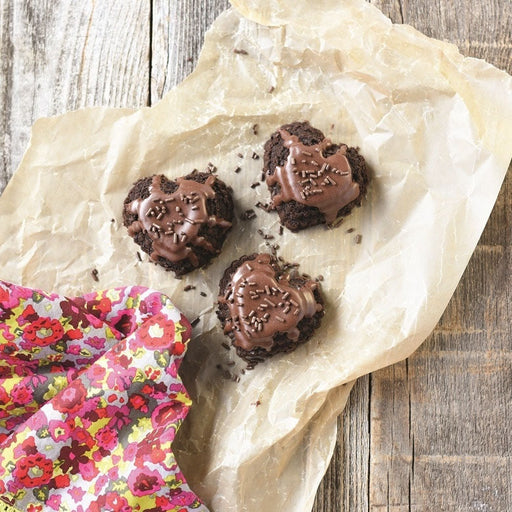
[217,253,324,366]
[123,171,234,277]
[263,121,369,231]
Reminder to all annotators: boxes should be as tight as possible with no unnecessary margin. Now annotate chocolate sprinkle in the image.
[251,182,260,189]
[136,251,142,262]
[234,166,242,173]
[191,317,200,328]
[184,285,196,292]
[233,48,248,55]
[252,124,259,135]
[355,234,363,244]
[91,269,99,282]
[251,152,260,160]
[267,86,275,93]
[221,342,231,350]
[200,291,207,297]
[346,227,355,233]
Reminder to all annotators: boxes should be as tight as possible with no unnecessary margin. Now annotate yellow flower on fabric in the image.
[128,417,152,443]
[43,376,69,401]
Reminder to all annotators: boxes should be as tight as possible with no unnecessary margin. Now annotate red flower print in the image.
[65,328,83,340]
[105,492,129,512]
[0,385,10,405]
[127,467,164,497]
[50,474,70,489]
[22,317,64,347]
[129,394,149,413]
[137,313,175,350]
[95,426,118,451]
[13,453,53,488]
[53,380,87,415]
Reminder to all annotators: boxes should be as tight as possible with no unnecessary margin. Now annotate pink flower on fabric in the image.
[96,426,118,451]
[53,380,87,415]
[84,336,106,349]
[137,313,175,350]
[48,420,72,442]
[68,486,86,503]
[11,383,33,405]
[105,492,130,512]
[151,401,187,429]
[172,490,200,506]
[127,467,164,497]
[79,460,99,481]
[46,493,62,510]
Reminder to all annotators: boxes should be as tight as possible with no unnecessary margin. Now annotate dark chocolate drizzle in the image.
[218,254,323,351]
[266,130,360,224]
[127,175,232,266]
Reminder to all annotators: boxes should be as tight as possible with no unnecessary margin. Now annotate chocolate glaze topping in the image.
[218,253,323,351]
[266,130,360,224]
[127,175,232,266]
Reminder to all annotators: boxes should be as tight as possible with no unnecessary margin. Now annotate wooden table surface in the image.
[1,1,510,511]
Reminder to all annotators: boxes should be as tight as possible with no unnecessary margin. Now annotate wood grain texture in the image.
[315,2,511,511]
[1,1,511,511]
[0,0,150,189]
[151,0,230,102]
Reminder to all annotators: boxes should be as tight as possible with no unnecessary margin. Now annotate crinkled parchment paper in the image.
[1,0,512,510]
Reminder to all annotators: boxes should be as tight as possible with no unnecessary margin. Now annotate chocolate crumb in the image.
[221,342,231,350]
[240,209,257,221]
[184,285,196,292]
[234,166,242,173]
[251,152,260,160]
[346,228,355,233]
[316,275,324,282]
[252,124,259,135]
[234,48,248,55]
[191,317,200,328]
[111,218,115,223]
[200,291,207,297]
[251,182,261,189]
[207,162,217,173]
[252,400,261,407]
[216,364,222,370]
[91,269,99,282]
[355,234,363,244]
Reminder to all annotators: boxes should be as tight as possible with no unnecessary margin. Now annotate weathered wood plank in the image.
[151,0,230,103]
[0,0,150,189]
[332,2,512,512]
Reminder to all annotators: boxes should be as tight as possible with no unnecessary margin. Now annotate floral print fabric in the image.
[0,282,208,512]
